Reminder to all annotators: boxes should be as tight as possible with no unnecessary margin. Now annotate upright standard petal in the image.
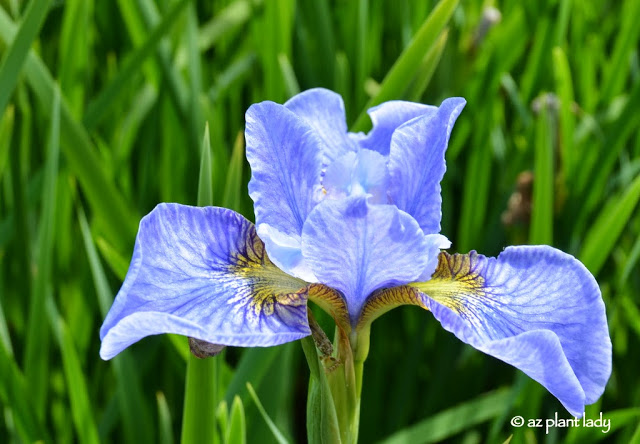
[245,101,325,278]
[358,101,437,156]
[284,88,358,164]
[301,197,444,324]
[412,246,611,416]
[100,204,311,360]
[388,97,466,234]
[323,149,390,204]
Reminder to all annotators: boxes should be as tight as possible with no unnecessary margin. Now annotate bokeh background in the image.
[1,0,639,442]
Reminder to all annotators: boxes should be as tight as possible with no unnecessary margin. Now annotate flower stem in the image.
[181,126,218,444]
[180,353,218,444]
[348,324,371,444]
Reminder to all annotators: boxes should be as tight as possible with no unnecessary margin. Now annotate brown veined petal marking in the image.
[355,251,485,330]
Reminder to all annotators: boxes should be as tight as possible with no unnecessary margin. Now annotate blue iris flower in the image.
[100,88,611,416]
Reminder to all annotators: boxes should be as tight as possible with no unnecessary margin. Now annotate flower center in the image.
[322,149,389,204]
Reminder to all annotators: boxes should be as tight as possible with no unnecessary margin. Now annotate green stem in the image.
[180,353,218,444]
[348,325,371,444]
[303,312,372,444]
[180,124,218,444]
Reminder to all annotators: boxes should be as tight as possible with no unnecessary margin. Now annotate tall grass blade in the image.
[530,102,555,245]
[198,123,213,208]
[222,131,245,211]
[0,339,49,442]
[0,0,51,116]
[199,0,256,51]
[0,105,14,180]
[24,85,60,420]
[552,47,576,185]
[351,0,459,131]
[45,297,101,444]
[379,389,511,444]
[78,209,155,443]
[601,0,640,100]
[580,173,640,276]
[246,383,290,444]
[226,396,247,444]
[83,0,191,130]
[0,7,139,250]
[181,125,219,444]
[157,392,175,444]
[278,53,300,98]
[408,28,449,101]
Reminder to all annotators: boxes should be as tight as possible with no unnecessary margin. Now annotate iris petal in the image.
[245,101,324,277]
[323,149,389,204]
[388,97,466,234]
[284,88,357,164]
[99,203,311,360]
[358,101,437,155]
[414,246,611,416]
[301,197,444,323]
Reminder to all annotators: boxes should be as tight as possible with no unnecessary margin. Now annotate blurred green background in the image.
[1,0,639,442]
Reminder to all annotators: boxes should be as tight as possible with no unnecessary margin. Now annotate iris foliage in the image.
[0,0,639,443]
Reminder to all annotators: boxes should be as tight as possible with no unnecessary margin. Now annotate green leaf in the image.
[224,347,281,406]
[57,0,91,117]
[217,401,229,443]
[601,0,640,100]
[78,208,155,444]
[83,0,191,130]
[620,293,640,340]
[227,396,247,444]
[278,53,300,98]
[552,46,576,184]
[222,131,245,211]
[181,124,220,444]
[620,232,640,285]
[157,392,175,444]
[198,123,213,207]
[0,291,12,358]
[580,173,640,276]
[0,104,14,181]
[96,236,130,281]
[246,382,290,444]
[199,0,256,51]
[580,81,640,213]
[0,0,51,116]
[24,84,60,419]
[186,2,205,152]
[301,336,341,444]
[351,0,459,131]
[0,337,49,442]
[529,100,555,245]
[519,17,552,103]
[0,7,139,251]
[407,28,449,102]
[45,297,100,444]
[379,389,511,444]
[456,111,493,252]
[630,419,640,444]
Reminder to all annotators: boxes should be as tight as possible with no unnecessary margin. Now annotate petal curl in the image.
[388,97,466,233]
[100,203,311,360]
[358,101,437,155]
[301,197,445,323]
[255,224,317,282]
[245,101,324,276]
[413,246,611,416]
[284,88,357,164]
